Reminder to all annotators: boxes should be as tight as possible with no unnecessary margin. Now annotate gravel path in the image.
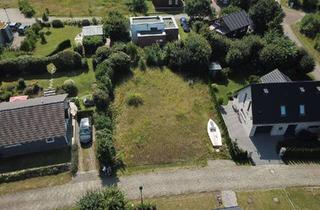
[1,160,320,210]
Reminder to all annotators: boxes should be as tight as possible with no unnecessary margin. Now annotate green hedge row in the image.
[209,86,250,163]
[0,50,82,77]
[71,144,79,176]
[0,163,70,184]
[282,148,320,160]
[18,0,35,18]
[48,39,72,56]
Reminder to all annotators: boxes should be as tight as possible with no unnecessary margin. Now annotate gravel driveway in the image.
[1,160,320,210]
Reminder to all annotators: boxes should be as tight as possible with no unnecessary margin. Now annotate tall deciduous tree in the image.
[185,0,214,19]
[103,12,129,42]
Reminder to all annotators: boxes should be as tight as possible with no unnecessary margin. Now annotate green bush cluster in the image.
[48,39,72,56]
[0,163,70,184]
[18,0,35,18]
[126,93,144,107]
[299,13,320,38]
[83,36,105,55]
[20,23,42,52]
[62,79,78,97]
[315,35,320,52]
[51,19,64,28]
[133,202,157,210]
[71,144,79,176]
[144,44,165,66]
[77,187,127,210]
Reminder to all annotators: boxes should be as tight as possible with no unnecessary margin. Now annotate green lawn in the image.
[0,172,71,196]
[0,147,71,173]
[2,59,96,97]
[0,0,155,16]
[132,193,221,210]
[33,26,81,57]
[237,187,320,210]
[113,68,229,170]
[292,23,320,64]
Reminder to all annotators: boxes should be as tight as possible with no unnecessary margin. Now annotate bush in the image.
[81,19,91,26]
[71,144,78,176]
[96,130,116,166]
[94,113,113,131]
[62,79,78,97]
[48,39,71,56]
[51,19,64,28]
[93,88,110,110]
[299,13,320,38]
[83,36,104,55]
[17,78,26,90]
[126,93,144,107]
[51,50,83,71]
[93,46,112,67]
[185,0,214,19]
[138,58,146,70]
[128,0,148,14]
[18,0,35,18]
[144,44,165,66]
[77,190,104,210]
[103,12,129,42]
[0,163,70,184]
[134,202,157,210]
[40,32,47,44]
[107,52,131,79]
[42,12,49,22]
[314,35,320,52]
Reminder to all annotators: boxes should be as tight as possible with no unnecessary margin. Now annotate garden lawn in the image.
[2,59,96,97]
[0,172,71,196]
[0,0,155,16]
[292,23,320,64]
[33,26,81,57]
[133,193,220,210]
[113,68,229,168]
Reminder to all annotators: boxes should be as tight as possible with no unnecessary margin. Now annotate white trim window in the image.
[46,138,55,144]
[175,0,179,5]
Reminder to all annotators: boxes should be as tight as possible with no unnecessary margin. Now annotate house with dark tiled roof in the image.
[232,70,320,136]
[0,94,71,157]
[211,10,253,37]
[152,0,183,11]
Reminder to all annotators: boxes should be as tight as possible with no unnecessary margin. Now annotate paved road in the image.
[283,8,320,80]
[1,160,320,210]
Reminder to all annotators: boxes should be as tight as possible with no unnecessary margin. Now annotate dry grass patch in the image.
[113,68,229,168]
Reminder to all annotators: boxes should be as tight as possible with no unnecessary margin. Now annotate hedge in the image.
[0,50,83,77]
[209,86,250,163]
[51,19,64,28]
[18,0,35,18]
[83,36,104,55]
[71,144,79,176]
[0,163,70,184]
[77,109,94,119]
[48,39,72,56]
[282,148,320,160]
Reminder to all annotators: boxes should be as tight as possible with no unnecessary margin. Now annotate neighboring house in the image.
[0,94,71,157]
[152,0,183,10]
[0,21,14,47]
[130,16,179,47]
[232,70,320,137]
[211,10,252,37]
[82,25,104,38]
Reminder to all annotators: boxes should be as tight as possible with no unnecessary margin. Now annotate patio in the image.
[221,102,283,165]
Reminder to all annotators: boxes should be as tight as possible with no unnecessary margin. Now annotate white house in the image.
[232,70,320,137]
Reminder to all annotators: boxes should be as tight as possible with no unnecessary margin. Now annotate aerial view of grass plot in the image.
[113,68,229,168]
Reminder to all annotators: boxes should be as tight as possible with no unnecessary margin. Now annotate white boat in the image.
[207,119,222,147]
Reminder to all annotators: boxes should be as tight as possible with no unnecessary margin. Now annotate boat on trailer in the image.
[207,119,222,147]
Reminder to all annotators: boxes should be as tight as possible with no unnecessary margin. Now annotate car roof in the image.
[80,118,90,127]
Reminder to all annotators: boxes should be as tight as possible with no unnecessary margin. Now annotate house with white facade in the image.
[232,70,320,137]
[129,16,179,47]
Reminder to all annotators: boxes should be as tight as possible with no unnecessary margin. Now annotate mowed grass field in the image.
[113,68,229,168]
[0,0,155,16]
[33,26,81,57]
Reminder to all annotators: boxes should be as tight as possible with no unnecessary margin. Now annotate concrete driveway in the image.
[0,8,35,25]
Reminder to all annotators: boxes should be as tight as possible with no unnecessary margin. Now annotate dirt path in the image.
[1,160,320,210]
[283,8,320,80]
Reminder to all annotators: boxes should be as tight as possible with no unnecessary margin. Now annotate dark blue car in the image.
[180,17,190,33]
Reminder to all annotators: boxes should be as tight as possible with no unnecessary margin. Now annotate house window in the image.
[46,138,55,144]
[175,0,179,5]
[247,101,252,111]
[169,0,173,5]
[280,105,286,117]
[299,104,305,116]
[150,27,158,31]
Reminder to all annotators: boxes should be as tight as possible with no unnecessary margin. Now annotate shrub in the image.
[17,78,26,90]
[126,93,144,107]
[93,46,112,67]
[299,13,320,38]
[51,50,82,71]
[128,0,148,14]
[134,202,157,210]
[248,75,260,84]
[83,36,104,55]
[48,39,71,56]
[40,32,47,44]
[296,48,315,74]
[42,12,49,22]
[93,88,110,110]
[144,44,165,66]
[96,130,116,165]
[70,144,78,176]
[18,0,35,18]
[62,79,78,97]
[95,60,114,81]
[185,0,214,19]
[94,113,113,131]
[314,35,320,52]
[138,58,146,70]
[81,19,91,26]
[217,97,224,105]
[77,190,104,210]
[51,19,64,28]
[103,12,129,42]
[107,52,131,79]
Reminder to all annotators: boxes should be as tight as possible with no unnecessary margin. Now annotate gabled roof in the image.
[0,94,68,146]
[221,10,252,33]
[260,69,291,83]
[251,81,320,124]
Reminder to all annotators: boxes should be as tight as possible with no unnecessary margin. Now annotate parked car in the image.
[9,22,21,32]
[18,24,30,35]
[79,118,92,144]
[179,17,190,33]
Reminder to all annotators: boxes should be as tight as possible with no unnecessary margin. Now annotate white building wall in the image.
[130,21,165,41]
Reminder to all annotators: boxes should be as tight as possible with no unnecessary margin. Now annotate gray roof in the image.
[260,69,292,83]
[221,10,252,33]
[0,94,68,146]
[82,25,103,37]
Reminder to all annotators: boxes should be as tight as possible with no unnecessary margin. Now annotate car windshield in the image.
[80,128,90,135]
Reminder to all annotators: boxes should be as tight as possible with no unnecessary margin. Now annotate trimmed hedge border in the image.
[71,144,79,176]
[48,39,72,56]
[282,147,320,160]
[209,86,250,163]
[77,109,94,119]
[0,163,70,184]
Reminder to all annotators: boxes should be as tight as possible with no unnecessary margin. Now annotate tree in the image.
[302,0,318,10]
[221,5,242,16]
[83,36,104,55]
[93,88,110,110]
[204,31,231,62]
[96,129,115,165]
[299,13,320,38]
[226,47,246,68]
[296,48,315,74]
[103,12,129,42]
[231,0,252,10]
[17,78,26,90]
[128,0,148,14]
[62,79,78,97]
[249,0,284,34]
[42,12,48,22]
[144,44,165,66]
[107,52,131,76]
[185,0,214,19]
[315,35,320,52]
